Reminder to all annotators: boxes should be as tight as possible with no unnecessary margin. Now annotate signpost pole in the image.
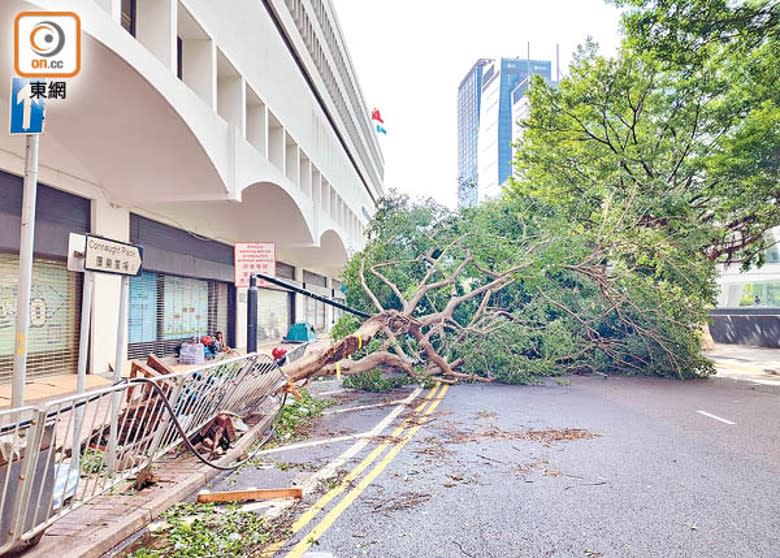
[247,275,258,353]
[113,276,129,382]
[76,271,93,395]
[107,275,128,471]
[11,134,40,409]
[69,269,92,480]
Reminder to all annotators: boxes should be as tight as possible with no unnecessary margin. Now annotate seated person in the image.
[212,331,229,353]
[210,331,239,356]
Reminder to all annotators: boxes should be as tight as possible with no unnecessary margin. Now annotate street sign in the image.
[83,234,143,276]
[235,242,275,288]
[9,77,45,135]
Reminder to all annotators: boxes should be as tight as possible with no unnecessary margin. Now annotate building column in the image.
[294,266,306,323]
[90,199,130,374]
[235,288,247,352]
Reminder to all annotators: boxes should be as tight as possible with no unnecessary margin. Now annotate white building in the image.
[716,226,780,307]
[0,0,383,382]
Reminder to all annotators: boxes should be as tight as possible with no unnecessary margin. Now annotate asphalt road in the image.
[212,365,780,558]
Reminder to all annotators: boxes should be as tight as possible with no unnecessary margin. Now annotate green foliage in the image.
[130,503,273,558]
[341,192,471,316]
[520,1,780,267]
[272,390,333,444]
[330,314,360,341]
[342,187,713,380]
[81,449,106,475]
[341,370,416,392]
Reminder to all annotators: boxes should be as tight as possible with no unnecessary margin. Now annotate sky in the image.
[332,0,625,208]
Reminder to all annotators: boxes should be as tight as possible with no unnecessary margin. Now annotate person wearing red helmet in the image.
[272,346,288,366]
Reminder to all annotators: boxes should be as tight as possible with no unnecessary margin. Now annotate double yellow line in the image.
[264,383,449,557]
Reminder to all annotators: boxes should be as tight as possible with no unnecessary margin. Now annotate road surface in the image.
[206,360,779,557]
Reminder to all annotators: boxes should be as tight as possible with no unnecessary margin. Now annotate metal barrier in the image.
[0,353,287,554]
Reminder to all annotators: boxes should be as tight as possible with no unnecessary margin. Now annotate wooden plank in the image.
[130,362,163,380]
[146,354,176,376]
[196,487,303,504]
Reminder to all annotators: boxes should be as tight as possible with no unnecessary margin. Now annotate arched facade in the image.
[0,0,382,377]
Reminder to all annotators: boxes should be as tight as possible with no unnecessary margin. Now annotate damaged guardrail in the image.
[0,352,287,554]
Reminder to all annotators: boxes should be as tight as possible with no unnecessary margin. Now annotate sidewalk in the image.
[0,374,111,409]
[4,338,329,557]
[704,343,779,372]
[704,343,780,385]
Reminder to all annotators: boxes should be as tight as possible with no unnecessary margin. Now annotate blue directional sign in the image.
[9,77,46,135]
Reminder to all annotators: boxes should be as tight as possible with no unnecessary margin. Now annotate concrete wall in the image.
[709,309,780,348]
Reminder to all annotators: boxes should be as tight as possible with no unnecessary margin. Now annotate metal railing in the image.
[0,353,287,554]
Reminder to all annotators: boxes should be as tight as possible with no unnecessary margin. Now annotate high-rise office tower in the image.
[477,57,551,201]
[457,59,491,209]
[457,57,552,206]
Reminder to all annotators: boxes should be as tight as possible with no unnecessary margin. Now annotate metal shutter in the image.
[304,285,329,332]
[0,171,89,381]
[277,261,295,280]
[302,270,327,331]
[0,254,82,381]
[127,272,230,359]
[127,216,234,358]
[210,281,229,343]
[0,170,91,257]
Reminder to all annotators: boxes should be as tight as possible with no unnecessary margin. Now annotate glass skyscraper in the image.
[494,58,551,187]
[458,57,552,206]
[457,59,491,209]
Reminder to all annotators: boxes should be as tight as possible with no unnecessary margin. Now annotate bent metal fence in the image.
[0,353,287,554]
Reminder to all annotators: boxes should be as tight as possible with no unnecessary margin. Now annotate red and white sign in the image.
[234,242,275,288]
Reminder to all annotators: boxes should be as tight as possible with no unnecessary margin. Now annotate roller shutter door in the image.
[128,215,235,358]
[0,170,89,381]
[0,256,82,382]
[127,272,230,359]
[302,270,328,332]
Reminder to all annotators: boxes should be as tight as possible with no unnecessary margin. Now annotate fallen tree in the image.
[280,195,539,384]
[284,248,531,384]
[280,191,716,385]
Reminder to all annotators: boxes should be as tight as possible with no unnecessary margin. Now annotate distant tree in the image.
[515,1,779,267]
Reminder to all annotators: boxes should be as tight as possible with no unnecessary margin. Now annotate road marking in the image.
[254,389,423,457]
[258,385,439,552]
[288,386,438,529]
[283,384,450,558]
[254,433,364,454]
[696,410,736,425]
[323,398,410,415]
[244,387,424,514]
